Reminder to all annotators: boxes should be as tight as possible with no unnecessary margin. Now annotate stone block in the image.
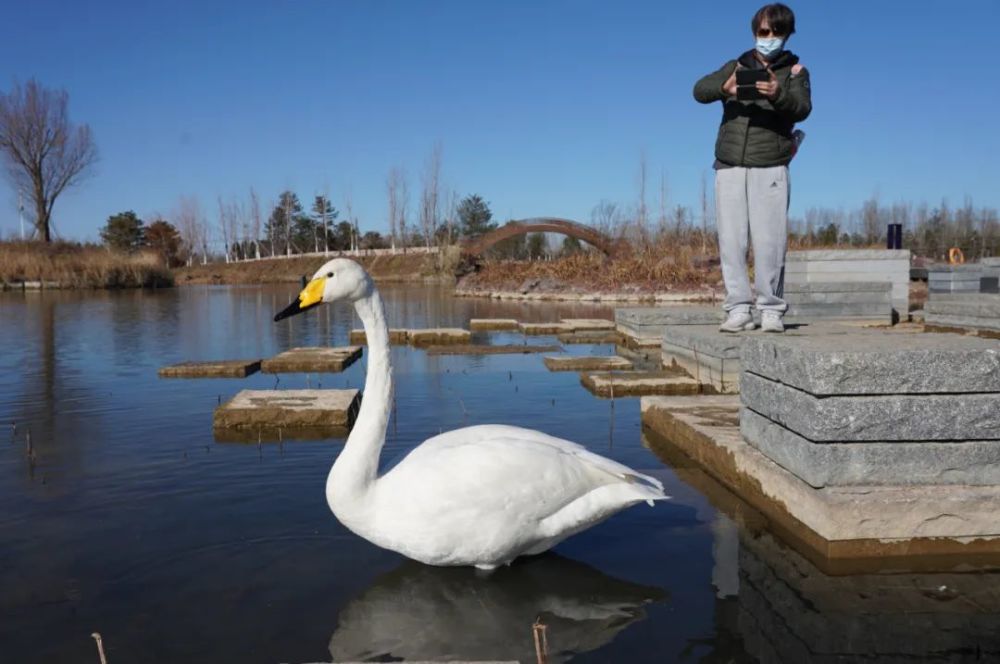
[349,329,409,344]
[740,332,1000,395]
[518,322,572,335]
[640,395,1000,554]
[158,359,261,378]
[740,408,1000,487]
[560,318,616,331]
[408,328,472,347]
[926,292,1000,316]
[468,318,519,331]
[924,312,1000,333]
[214,389,360,431]
[424,344,561,356]
[615,306,723,326]
[262,347,362,373]
[557,330,624,345]
[785,249,910,314]
[661,324,744,393]
[580,370,698,397]
[543,355,633,371]
[740,372,1000,442]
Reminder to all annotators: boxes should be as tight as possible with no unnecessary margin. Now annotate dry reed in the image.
[0,241,173,289]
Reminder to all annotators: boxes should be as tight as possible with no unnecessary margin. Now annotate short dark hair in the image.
[752,3,796,37]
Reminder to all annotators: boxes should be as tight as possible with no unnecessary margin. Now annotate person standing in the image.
[693,3,811,333]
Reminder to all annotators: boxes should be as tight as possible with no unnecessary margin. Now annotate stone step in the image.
[424,344,561,356]
[560,318,616,331]
[557,330,624,345]
[518,322,572,335]
[213,389,360,433]
[740,407,1000,487]
[408,328,472,347]
[158,359,261,378]
[349,329,410,344]
[262,347,362,373]
[468,318,519,331]
[580,370,698,397]
[542,355,633,372]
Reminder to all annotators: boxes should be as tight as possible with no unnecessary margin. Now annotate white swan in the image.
[275,258,668,569]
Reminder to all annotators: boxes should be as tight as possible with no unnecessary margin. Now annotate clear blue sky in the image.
[2,0,998,242]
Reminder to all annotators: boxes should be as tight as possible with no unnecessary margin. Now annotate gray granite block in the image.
[784,281,892,294]
[740,332,1000,395]
[662,324,743,357]
[741,408,1000,487]
[740,372,1000,442]
[785,302,890,317]
[615,306,723,327]
[926,292,1000,316]
[925,312,1000,332]
[984,257,1000,266]
[786,249,910,262]
[786,292,890,305]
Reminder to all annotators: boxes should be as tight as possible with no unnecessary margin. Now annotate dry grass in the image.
[463,238,723,294]
[0,241,173,289]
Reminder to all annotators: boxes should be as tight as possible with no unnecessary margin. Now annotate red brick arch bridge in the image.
[460,218,623,258]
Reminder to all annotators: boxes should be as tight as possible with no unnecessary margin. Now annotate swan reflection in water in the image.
[322,554,667,663]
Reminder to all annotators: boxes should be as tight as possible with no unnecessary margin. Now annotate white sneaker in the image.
[719,310,756,333]
[761,311,785,333]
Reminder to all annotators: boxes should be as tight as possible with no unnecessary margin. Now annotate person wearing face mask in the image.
[693,3,811,333]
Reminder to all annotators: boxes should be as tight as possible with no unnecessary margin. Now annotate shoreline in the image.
[454,286,718,303]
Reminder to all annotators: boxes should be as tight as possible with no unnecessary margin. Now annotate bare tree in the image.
[386,167,402,250]
[419,143,442,248]
[635,149,648,244]
[591,200,622,237]
[0,79,98,241]
[174,196,207,266]
[217,196,234,263]
[657,170,669,235]
[249,187,262,259]
[699,172,709,254]
[344,190,358,252]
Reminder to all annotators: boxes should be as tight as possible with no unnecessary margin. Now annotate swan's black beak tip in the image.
[274,299,316,322]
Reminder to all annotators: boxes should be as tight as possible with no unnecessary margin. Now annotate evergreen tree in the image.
[457,194,497,238]
[100,210,145,252]
[145,219,182,266]
[560,235,583,256]
[526,232,547,259]
[265,191,307,255]
[311,195,339,252]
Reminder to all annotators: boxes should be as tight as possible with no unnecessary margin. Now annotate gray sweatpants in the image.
[715,165,790,314]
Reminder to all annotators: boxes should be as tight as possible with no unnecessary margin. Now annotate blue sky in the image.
[2,0,998,242]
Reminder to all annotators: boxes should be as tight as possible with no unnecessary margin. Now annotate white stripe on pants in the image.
[715,165,790,314]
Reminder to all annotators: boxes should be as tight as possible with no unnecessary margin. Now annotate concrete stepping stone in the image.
[543,355,633,372]
[518,322,572,335]
[557,330,624,345]
[158,359,261,378]
[469,318,519,331]
[560,318,616,331]
[581,370,699,397]
[262,346,362,373]
[350,329,410,344]
[615,306,724,348]
[213,389,360,433]
[424,344,562,356]
[409,328,472,347]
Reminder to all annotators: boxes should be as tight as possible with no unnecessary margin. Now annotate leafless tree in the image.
[419,143,442,248]
[0,79,98,241]
[386,168,401,250]
[248,187,262,259]
[591,200,622,237]
[699,172,710,254]
[635,150,648,244]
[344,190,358,252]
[174,196,207,265]
[657,170,669,235]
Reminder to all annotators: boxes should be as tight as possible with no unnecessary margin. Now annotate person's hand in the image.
[756,68,780,100]
[722,65,740,97]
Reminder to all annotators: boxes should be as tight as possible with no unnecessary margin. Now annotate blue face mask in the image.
[755,36,785,59]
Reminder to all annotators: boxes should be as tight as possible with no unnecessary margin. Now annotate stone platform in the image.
[158,359,261,378]
[581,369,698,398]
[925,292,1000,334]
[468,318,519,331]
[349,329,410,345]
[784,281,892,323]
[262,347,362,373]
[214,389,360,434]
[560,318,615,331]
[928,264,983,293]
[424,344,561,356]
[518,321,572,335]
[785,248,910,318]
[641,395,1000,561]
[557,330,623,345]
[543,355,633,372]
[661,324,743,393]
[408,328,472,347]
[615,306,723,347]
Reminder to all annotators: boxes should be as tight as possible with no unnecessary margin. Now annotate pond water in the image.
[1,284,997,663]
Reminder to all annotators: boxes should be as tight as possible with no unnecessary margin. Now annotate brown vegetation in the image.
[0,241,173,288]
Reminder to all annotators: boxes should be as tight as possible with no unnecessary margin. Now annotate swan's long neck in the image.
[327,288,391,512]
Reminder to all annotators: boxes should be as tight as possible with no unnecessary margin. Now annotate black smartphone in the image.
[736,68,768,100]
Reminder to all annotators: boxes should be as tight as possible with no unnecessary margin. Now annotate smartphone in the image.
[736,68,768,101]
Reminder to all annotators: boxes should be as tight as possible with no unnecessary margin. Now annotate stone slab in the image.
[349,329,410,344]
[784,281,893,293]
[424,344,562,356]
[560,318,616,331]
[556,330,624,345]
[786,249,910,262]
[741,407,1000,487]
[518,322,572,335]
[543,355,633,371]
[581,370,698,398]
[741,372,1000,442]
[741,332,1000,395]
[213,389,360,430]
[409,328,472,347]
[640,395,1000,552]
[615,306,724,327]
[261,346,362,373]
[926,292,1000,316]
[924,312,1000,333]
[468,318,519,331]
[662,324,745,358]
[158,359,261,378]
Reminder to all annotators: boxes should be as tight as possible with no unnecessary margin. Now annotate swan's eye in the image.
[327,271,334,278]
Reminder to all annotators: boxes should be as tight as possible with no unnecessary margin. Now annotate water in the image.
[0,284,997,663]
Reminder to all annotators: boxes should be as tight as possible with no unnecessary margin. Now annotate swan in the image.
[274,258,668,569]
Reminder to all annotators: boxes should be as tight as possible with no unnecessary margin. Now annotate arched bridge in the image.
[461,217,622,257]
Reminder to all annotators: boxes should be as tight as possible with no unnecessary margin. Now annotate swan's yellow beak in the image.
[274,277,326,321]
